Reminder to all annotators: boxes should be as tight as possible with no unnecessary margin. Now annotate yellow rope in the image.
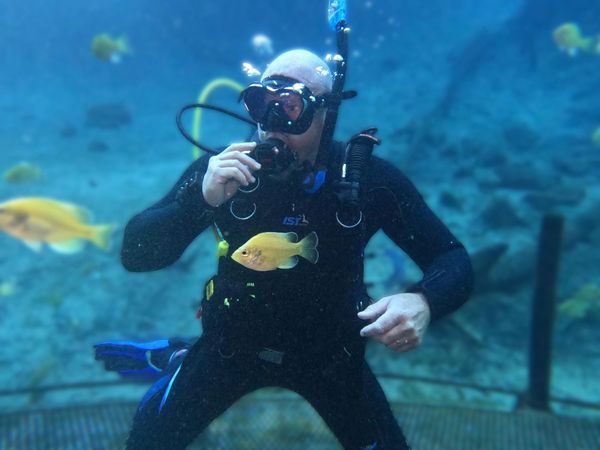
[192,78,244,160]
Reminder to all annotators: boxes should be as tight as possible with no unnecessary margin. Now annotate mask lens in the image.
[243,87,306,122]
[243,87,269,121]
[278,91,304,121]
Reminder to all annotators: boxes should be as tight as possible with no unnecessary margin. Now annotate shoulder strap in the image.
[333,129,381,226]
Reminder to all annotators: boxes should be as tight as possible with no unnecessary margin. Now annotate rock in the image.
[88,139,109,152]
[439,190,463,210]
[552,158,588,177]
[494,164,553,190]
[453,167,472,179]
[503,121,539,151]
[459,137,484,157]
[479,151,508,168]
[85,103,132,129]
[439,145,460,159]
[481,197,526,229]
[524,185,586,210]
[564,199,600,250]
[485,246,537,293]
[470,242,509,293]
[471,242,509,279]
[59,123,77,138]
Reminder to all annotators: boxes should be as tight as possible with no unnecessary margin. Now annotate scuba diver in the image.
[96,47,473,450]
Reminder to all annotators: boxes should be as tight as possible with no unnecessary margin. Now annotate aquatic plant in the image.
[44,288,64,309]
[558,283,600,319]
[27,358,58,405]
[85,103,132,129]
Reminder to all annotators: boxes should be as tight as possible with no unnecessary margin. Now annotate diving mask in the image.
[240,76,330,135]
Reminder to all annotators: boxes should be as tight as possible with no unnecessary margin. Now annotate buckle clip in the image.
[258,347,285,365]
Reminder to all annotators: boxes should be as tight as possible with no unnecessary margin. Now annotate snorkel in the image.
[303,0,356,192]
[319,0,351,163]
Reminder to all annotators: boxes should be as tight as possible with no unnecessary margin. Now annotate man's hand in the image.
[202,142,261,207]
[357,293,431,352]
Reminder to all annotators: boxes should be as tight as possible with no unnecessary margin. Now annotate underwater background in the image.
[1,0,600,448]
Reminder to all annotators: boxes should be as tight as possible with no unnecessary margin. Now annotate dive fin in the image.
[299,231,319,264]
[278,255,299,269]
[94,338,191,381]
[49,238,85,254]
[283,232,298,243]
[23,240,43,252]
[91,224,114,251]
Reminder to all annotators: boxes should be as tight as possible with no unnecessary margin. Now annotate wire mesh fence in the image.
[2,396,600,450]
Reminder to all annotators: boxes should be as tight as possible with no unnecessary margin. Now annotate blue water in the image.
[1,0,600,447]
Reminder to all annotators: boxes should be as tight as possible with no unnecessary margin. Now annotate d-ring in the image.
[238,176,260,194]
[336,210,362,228]
[218,347,236,359]
[230,200,256,220]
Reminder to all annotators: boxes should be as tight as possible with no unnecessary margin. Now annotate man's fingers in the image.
[357,299,388,321]
[380,327,415,347]
[219,151,261,172]
[218,159,255,183]
[221,142,256,154]
[360,311,398,337]
[388,338,416,353]
[214,167,248,187]
[224,181,240,197]
[219,143,261,171]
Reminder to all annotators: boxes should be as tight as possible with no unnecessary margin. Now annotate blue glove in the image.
[94,339,190,381]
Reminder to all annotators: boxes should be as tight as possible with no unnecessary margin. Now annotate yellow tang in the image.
[231,231,319,271]
[91,33,131,63]
[0,197,113,253]
[552,23,593,56]
[3,162,42,184]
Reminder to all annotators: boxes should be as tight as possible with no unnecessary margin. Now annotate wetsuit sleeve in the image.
[365,157,474,321]
[121,155,216,272]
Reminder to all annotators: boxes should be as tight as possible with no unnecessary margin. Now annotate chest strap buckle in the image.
[258,347,285,365]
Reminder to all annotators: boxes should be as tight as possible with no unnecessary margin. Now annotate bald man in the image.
[120,49,473,449]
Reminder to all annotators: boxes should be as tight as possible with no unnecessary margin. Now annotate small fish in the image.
[592,126,600,147]
[91,33,131,63]
[558,283,600,319]
[231,231,319,271]
[3,162,42,184]
[0,197,113,253]
[552,23,593,57]
[0,279,17,297]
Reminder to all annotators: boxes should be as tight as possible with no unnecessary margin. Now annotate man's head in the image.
[245,49,333,162]
[261,49,332,95]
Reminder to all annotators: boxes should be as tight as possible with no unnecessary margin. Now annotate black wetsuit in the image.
[121,142,473,450]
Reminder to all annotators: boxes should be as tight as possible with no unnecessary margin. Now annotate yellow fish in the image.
[91,33,131,63]
[231,231,319,271]
[552,23,593,56]
[3,162,42,184]
[0,197,113,253]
